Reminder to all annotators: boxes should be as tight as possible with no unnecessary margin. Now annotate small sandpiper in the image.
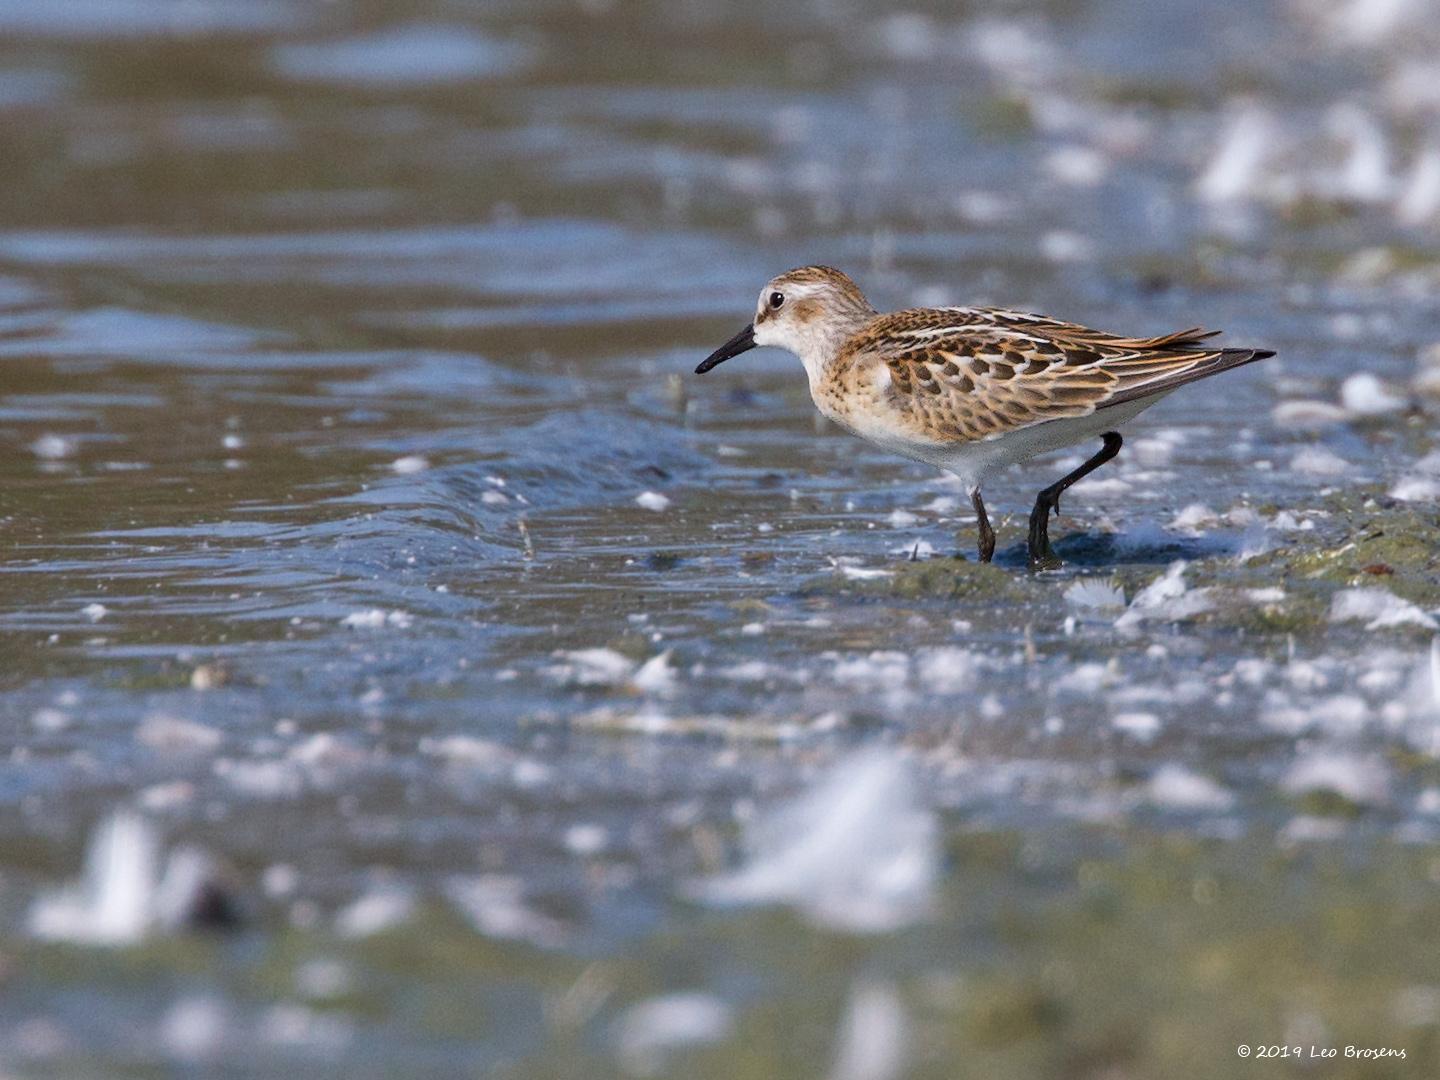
[696,266,1274,569]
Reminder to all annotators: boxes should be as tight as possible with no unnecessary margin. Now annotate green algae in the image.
[797,486,1439,642]
[968,95,1035,138]
[799,555,1035,607]
[885,557,1034,602]
[1292,789,1371,819]
[1111,486,1440,640]
[1087,76,1204,111]
[1247,489,1440,612]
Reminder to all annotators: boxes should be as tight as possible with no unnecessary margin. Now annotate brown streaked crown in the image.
[771,265,868,301]
[757,265,874,329]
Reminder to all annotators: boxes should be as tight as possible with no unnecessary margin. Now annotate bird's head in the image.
[695,266,875,375]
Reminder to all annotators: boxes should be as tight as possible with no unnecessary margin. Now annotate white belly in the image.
[934,396,1160,491]
[862,396,1162,493]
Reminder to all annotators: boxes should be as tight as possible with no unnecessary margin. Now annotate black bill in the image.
[695,323,756,374]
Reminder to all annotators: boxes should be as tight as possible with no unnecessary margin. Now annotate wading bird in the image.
[697,266,1274,569]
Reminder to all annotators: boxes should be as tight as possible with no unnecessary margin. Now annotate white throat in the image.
[754,313,866,390]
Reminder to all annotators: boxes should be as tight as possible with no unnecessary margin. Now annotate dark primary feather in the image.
[1101,347,1275,407]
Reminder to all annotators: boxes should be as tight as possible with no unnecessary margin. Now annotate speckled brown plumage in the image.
[827,305,1262,446]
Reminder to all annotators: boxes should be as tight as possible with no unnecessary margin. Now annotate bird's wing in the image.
[854,307,1272,442]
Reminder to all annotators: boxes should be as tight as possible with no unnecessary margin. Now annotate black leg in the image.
[1028,432,1123,570]
[971,489,995,564]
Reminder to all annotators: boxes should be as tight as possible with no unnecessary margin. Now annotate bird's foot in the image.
[1028,549,1064,572]
[1027,502,1063,571]
[970,489,996,565]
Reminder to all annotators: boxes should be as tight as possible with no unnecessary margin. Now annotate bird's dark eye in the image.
[768,291,785,310]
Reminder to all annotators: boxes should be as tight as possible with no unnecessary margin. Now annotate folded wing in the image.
[855,306,1273,442]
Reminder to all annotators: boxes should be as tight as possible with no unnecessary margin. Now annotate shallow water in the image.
[4,0,1440,1076]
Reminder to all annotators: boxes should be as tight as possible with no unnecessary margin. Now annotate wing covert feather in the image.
[842,307,1269,442]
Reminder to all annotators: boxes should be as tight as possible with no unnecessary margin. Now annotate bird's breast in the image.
[809,358,953,463]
